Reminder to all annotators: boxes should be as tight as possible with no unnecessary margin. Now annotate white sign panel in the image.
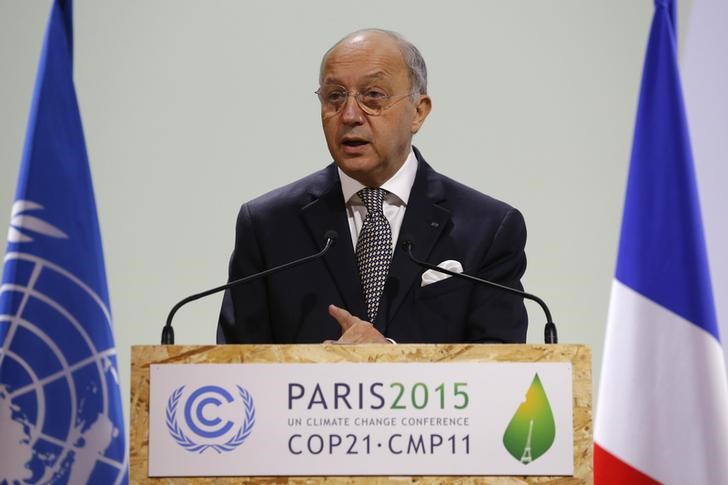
[149,362,573,477]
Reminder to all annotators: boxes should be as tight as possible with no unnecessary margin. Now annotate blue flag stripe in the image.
[615,2,719,341]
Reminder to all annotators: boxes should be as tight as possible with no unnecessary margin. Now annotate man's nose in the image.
[339,93,365,124]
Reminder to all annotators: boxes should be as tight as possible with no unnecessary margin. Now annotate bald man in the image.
[217,29,527,344]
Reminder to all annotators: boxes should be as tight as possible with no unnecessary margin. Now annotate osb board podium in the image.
[130,344,592,484]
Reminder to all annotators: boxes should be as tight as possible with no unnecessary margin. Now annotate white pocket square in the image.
[421,260,463,287]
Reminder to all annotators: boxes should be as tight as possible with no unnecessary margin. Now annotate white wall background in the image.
[2,1,671,430]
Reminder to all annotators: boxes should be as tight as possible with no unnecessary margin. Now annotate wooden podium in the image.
[130,344,592,483]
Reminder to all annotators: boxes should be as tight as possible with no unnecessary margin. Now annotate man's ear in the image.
[411,95,432,134]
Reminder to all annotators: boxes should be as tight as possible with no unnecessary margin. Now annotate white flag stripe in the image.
[595,280,728,484]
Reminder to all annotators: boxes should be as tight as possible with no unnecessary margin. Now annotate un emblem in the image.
[165,385,256,453]
[0,251,127,484]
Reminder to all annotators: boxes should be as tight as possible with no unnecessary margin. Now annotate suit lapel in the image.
[379,154,451,330]
[298,154,450,329]
[300,165,367,318]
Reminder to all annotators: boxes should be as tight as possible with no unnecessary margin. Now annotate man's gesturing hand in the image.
[326,304,391,344]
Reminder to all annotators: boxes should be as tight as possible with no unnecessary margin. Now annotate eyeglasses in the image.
[315,85,416,117]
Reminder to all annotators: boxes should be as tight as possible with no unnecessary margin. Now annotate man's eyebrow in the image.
[322,71,389,85]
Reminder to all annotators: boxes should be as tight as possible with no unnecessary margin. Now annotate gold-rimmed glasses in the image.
[315,85,416,117]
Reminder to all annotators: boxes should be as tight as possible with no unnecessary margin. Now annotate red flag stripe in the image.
[594,443,660,485]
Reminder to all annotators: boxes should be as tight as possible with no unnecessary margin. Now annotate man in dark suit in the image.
[217,29,527,344]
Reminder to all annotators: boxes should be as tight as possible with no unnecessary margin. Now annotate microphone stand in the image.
[402,241,558,344]
[161,232,337,344]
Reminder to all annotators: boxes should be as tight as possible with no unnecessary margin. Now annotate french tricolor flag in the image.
[594,1,728,483]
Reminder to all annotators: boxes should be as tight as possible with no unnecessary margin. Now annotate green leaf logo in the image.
[502,373,556,464]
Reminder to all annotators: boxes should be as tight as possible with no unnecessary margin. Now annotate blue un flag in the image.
[0,1,128,483]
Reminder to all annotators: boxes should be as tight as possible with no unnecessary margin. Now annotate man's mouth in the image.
[342,139,368,147]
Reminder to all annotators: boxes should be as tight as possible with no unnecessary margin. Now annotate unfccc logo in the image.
[165,385,255,453]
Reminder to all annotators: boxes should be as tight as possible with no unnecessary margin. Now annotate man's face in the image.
[320,33,431,187]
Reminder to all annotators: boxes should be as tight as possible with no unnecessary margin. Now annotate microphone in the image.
[161,230,338,344]
[401,238,558,344]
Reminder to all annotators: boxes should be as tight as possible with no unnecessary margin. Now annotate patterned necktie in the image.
[355,187,393,322]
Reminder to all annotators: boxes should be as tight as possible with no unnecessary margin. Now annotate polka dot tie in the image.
[355,188,392,322]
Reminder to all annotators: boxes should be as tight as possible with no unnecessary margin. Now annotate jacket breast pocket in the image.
[416,276,471,300]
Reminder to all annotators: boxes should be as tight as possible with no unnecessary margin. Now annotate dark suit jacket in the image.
[217,148,527,344]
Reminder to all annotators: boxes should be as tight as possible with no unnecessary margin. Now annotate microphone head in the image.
[324,230,338,245]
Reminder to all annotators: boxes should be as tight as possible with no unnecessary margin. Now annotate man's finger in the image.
[338,321,389,344]
[328,304,360,332]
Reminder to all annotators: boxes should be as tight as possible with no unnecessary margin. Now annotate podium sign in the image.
[148,362,573,477]
[130,344,593,483]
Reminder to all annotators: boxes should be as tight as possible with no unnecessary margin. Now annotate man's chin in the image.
[335,158,381,185]
[336,154,372,172]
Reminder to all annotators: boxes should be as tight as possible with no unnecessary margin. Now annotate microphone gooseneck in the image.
[161,230,338,344]
[401,239,558,344]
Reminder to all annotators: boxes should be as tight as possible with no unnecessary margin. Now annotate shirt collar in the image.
[338,149,418,205]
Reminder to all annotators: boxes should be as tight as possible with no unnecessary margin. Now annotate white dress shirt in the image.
[338,150,418,254]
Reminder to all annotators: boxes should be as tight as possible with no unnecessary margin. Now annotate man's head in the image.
[318,29,432,187]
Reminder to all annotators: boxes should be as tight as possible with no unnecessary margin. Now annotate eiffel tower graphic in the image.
[520,419,534,464]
